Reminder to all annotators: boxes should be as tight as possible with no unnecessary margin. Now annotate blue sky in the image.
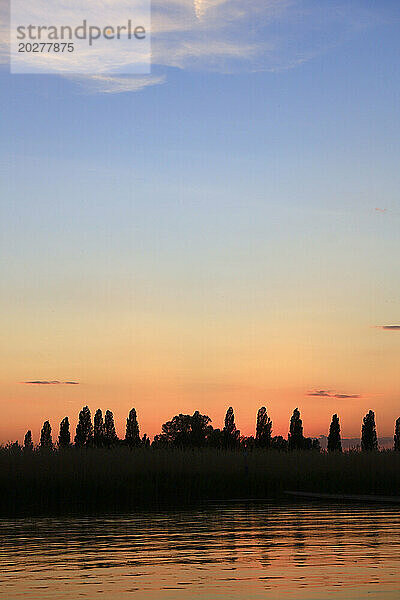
[2,3,400,204]
[0,1,400,441]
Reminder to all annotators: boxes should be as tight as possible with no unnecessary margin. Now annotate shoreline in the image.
[2,447,400,516]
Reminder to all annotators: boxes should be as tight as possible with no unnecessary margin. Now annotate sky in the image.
[0,0,399,443]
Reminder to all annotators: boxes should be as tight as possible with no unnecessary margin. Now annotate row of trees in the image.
[24,407,147,451]
[17,405,400,453]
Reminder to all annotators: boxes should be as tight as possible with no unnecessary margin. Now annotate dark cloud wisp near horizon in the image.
[378,325,400,330]
[308,390,360,399]
[23,380,80,385]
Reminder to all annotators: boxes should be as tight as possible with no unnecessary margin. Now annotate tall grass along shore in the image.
[2,447,400,515]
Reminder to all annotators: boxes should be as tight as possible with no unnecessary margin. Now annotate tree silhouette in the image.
[223,407,240,448]
[23,430,33,452]
[74,406,93,447]
[327,414,342,452]
[104,410,118,447]
[394,417,400,451]
[40,420,52,449]
[255,406,272,448]
[191,410,212,447]
[206,428,224,448]
[153,412,212,448]
[58,417,71,448]
[288,408,304,450]
[94,409,105,447]
[125,408,141,448]
[361,410,378,451]
[156,415,190,447]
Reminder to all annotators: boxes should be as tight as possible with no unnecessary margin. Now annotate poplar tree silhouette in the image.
[361,410,378,451]
[58,417,71,448]
[394,417,400,451]
[255,406,272,448]
[327,414,342,452]
[288,408,304,450]
[94,409,105,447]
[104,410,118,446]
[74,406,93,447]
[125,408,141,448]
[24,430,33,452]
[40,420,52,449]
[223,406,240,448]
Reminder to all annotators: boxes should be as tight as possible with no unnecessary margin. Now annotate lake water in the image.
[1,503,400,599]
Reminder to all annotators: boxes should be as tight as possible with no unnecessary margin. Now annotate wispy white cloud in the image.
[70,74,166,94]
[1,0,379,93]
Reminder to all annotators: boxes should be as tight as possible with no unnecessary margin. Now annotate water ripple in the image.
[1,504,400,599]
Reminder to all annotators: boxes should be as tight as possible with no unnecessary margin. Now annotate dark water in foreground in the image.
[1,503,399,599]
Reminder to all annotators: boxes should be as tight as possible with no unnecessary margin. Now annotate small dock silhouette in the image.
[285,491,400,504]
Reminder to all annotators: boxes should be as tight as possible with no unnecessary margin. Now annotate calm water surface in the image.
[1,503,399,599]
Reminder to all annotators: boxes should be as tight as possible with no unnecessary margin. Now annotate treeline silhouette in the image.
[2,406,400,514]
[3,405,399,453]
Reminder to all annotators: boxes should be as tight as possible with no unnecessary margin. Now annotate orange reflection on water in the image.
[1,503,399,600]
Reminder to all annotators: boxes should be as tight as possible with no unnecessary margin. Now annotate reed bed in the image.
[1,447,400,514]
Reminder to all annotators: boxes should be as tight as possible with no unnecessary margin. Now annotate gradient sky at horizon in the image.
[0,0,399,443]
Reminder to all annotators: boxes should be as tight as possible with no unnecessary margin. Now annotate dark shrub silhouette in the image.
[104,410,118,447]
[23,430,33,452]
[141,433,150,448]
[241,435,255,450]
[154,411,212,448]
[255,406,272,448]
[394,417,400,451]
[5,441,21,455]
[125,408,141,448]
[327,414,342,452]
[223,407,240,448]
[312,438,321,451]
[288,408,304,450]
[304,438,321,451]
[74,406,93,447]
[58,417,71,448]
[94,409,105,447]
[151,434,168,448]
[271,435,288,451]
[40,421,52,449]
[361,410,378,451]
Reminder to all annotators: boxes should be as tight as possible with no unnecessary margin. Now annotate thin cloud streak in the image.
[308,390,360,399]
[23,380,80,385]
[70,74,166,94]
[378,325,400,331]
